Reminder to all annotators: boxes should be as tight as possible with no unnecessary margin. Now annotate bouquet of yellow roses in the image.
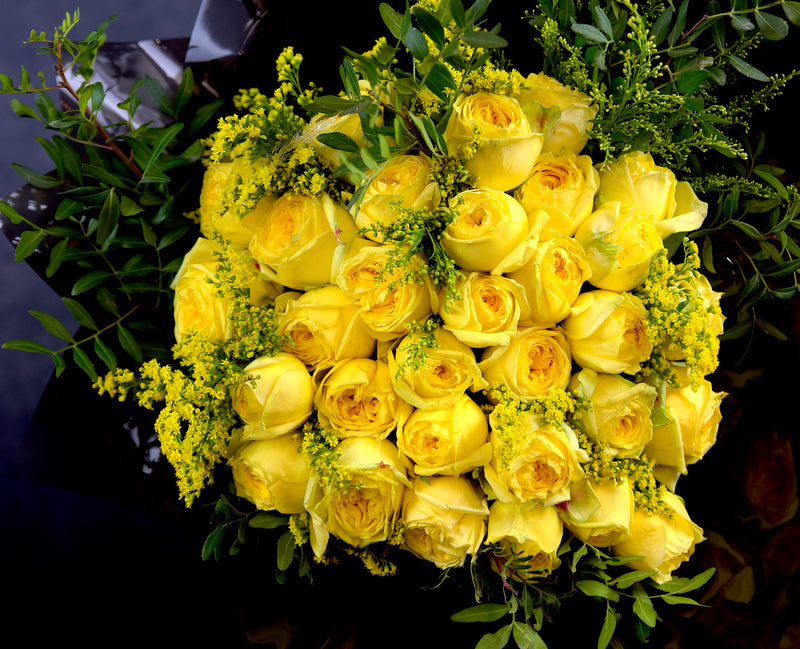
[3,1,799,647]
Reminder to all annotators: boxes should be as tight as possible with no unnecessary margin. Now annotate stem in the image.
[54,37,143,179]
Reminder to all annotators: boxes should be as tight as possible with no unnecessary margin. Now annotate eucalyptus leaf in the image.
[755,11,789,40]
[784,1,800,26]
[727,55,770,82]
[276,530,296,571]
[571,22,610,43]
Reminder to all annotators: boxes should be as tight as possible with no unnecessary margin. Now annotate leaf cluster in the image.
[1,12,224,380]
[453,540,715,649]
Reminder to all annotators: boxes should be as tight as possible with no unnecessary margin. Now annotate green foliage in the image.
[453,540,715,649]
[1,10,223,380]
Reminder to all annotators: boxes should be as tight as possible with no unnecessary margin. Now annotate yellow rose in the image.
[396,394,492,476]
[514,73,598,155]
[575,201,664,293]
[337,246,436,342]
[487,501,563,580]
[569,368,657,458]
[562,290,652,375]
[305,437,410,556]
[355,154,440,240]
[644,366,726,487]
[484,413,584,506]
[597,151,708,238]
[560,478,635,547]
[249,191,358,290]
[439,272,526,347]
[444,91,543,191]
[479,325,572,403]
[198,160,276,249]
[611,490,705,584]
[229,436,310,514]
[231,352,316,440]
[314,357,414,439]
[276,285,376,370]
[402,475,489,569]
[171,237,275,344]
[441,188,530,272]
[388,326,487,409]
[514,153,599,235]
[507,231,592,325]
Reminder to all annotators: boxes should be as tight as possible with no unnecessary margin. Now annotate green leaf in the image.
[571,22,610,43]
[730,219,766,240]
[763,258,800,277]
[668,0,689,48]
[755,10,789,40]
[475,624,511,649]
[10,98,39,120]
[276,530,296,571]
[0,200,24,224]
[413,5,445,47]
[598,606,617,649]
[451,603,511,623]
[661,595,701,606]
[62,297,98,330]
[72,345,98,381]
[609,569,656,589]
[93,336,117,371]
[650,8,674,45]
[511,621,547,649]
[2,339,53,354]
[461,29,508,48]
[653,568,716,595]
[465,0,490,24]
[403,26,429,60]
[249,512,289,529]
[727,55,770,82]
[14,229,44,262]
[96,188,119,246]
[576,580,620,602]
[379,2,405,39]
[784,1,800,25]
[676,69,708,94]
[138,122,184,183]
[756,319,788,341]
[52,353,66,377]
[591,5,614,39]
[11,163,62,189]
[30,310,74,342]
[317,132,361,153]
[72,270,112,296]
[632,585,657,627]
[117,324,143,363]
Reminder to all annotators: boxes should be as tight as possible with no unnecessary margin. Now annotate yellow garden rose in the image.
[441,188,530,272]
[597,151,708,238]
[314,357,414,439]
[355,154,439,240]
[562,290,652,375]
[479,325,572,403]
[388,326,487,409]
[611,490,705,584]
[337,246,436,342]
[229,436,310,514]
[439,272,527,347]
[569,368,657,458]
[231,352,316,440]
[305,437,410,556]
[487,500,563,580]
[560,478,635,547]
[171,237,276,344]
[514,153,599,235]
[276,285,376,370]
[575,201,664,293]
[396,394,491,476]
[198,160,277,249]
[645,366,726,487]
[485,413,584,506]
[402,475,489,569]
[514,73,598,155]
[444,91,543,191]
[508,231,592,325]
[249,191,358,290]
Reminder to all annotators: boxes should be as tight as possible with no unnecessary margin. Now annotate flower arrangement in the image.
[2,2,799,648]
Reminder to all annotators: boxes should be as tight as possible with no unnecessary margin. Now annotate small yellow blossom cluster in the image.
[636,240,721,388]
[461,62,527,97]
[298,419,354,492]
[574,428,668,516]
[289,512,311,546]
[341,546,399,577]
